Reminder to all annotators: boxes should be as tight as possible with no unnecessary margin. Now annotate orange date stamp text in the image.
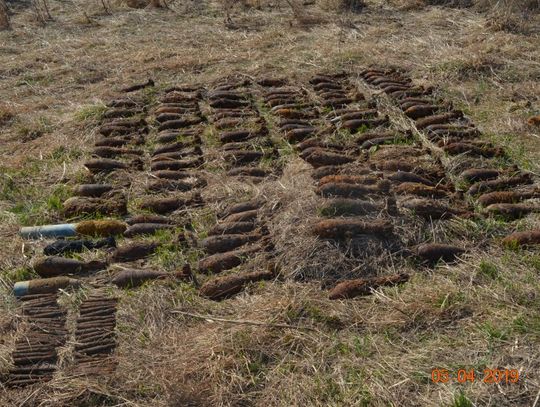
[431,368,519,384]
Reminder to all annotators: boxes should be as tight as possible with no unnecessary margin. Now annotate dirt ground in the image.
[0,1,539,406]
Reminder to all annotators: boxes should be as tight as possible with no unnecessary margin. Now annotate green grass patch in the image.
[484,132,536,171]
[74,103,107,122]
[478,260,499,280]
[480,322,508,342]
[3,182,70,226]
[153,244,185,271]
[512,314,540,336]
[48,145,83,162]
[190,207,217,239]
[16,72,54,87]
[450,391,473,407]
[4,267,37,282]
[14,116,53,141]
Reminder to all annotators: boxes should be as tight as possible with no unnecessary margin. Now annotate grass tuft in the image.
[450,392,473,407]
[74,103,108,122]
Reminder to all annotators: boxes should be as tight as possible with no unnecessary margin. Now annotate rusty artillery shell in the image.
[84,158,129,173]
[484,203,538,220]
[139,193,202,214]
[74,184,114,197]
[198,245,260,274]
[110,242,159,262]
[200,269,274,301]
[312,219,393,239]
[329,274,409,300]
[318,199,381,217]
[126,214,171,225]
[32,257,107,278]
[227,167,270,177]
[415,243,465,263]
[75,219,127,237]
[388,171,434,186]
[401,198,462,219]
[208,221,255,236]
[123,223,173,237]
[223,209,259,223]
[14,277,81,297]
[304,150,355,168]
[502,230,540,247]
[63,196,128,217]
[111,269,169,288]
[200,233,261,254]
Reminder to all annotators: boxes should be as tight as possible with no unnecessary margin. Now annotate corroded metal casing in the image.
[14,277,81,297]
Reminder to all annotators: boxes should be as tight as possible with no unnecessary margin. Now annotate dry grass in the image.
[0,1,540,405]
[476,0,540,11]
[319,0,366,12]
[0,0,10,30]
[395,0,540,29]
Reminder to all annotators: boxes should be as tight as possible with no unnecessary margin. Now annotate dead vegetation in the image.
[0,0,539,406]
[0,1,9,30]
[320,0,366,12]
[397,0,539,33]
[31,0,53,24]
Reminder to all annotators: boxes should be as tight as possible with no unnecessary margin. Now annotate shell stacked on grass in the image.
[3,294,67,387]
[359,67,540,248]
[6,69,539,390]
[194,76,281,300]
[71,295,119,375]
[197,197,275,300]
[7,82,191,386]
[206,76,276,181]
[260,78,320,145]
[140,85,206,214]
[305,73,412,299]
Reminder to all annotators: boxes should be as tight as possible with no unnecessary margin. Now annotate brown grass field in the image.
[0,0,539,406]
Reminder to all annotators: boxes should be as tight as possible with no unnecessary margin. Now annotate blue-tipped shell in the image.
[13,281,30,297]
[20,224,77,239]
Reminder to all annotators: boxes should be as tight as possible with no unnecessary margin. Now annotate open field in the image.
[0,1,539,406]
